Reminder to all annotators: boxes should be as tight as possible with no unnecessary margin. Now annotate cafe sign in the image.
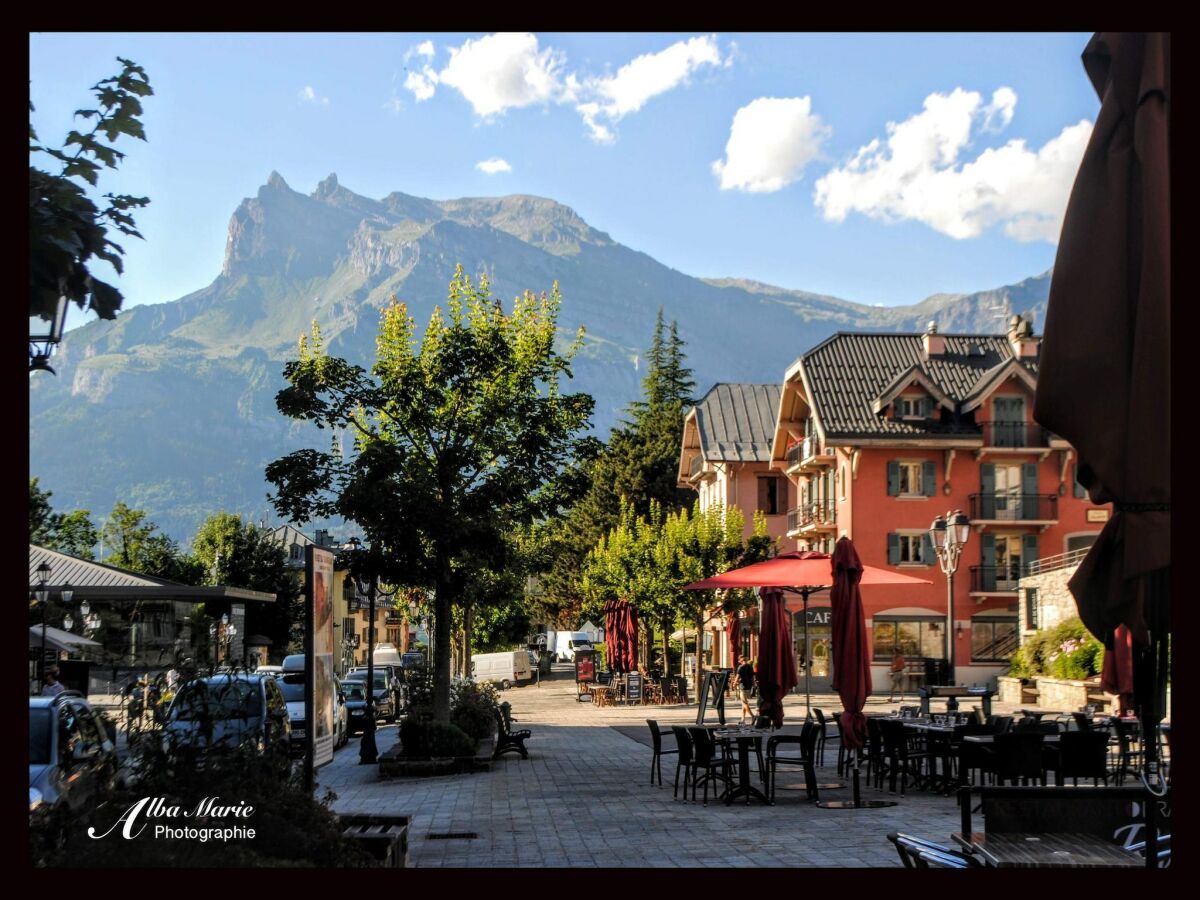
[803,608,832,627]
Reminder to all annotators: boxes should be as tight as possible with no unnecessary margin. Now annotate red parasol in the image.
[603,599,639,673]
[727,613,741,668]
[755,588,797,729]
[683,551,930,716]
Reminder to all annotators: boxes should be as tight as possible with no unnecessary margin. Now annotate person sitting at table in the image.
[888,650,906,702]
[736,658,755,724]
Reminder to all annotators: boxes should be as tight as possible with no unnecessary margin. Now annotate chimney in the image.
[1007,314,1040,358]
[922,321,945,357]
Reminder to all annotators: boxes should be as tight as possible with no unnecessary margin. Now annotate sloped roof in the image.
[692,383,781,462]
[800,333,1039,439]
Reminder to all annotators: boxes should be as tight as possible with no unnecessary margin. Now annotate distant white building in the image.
[578,620,603,644]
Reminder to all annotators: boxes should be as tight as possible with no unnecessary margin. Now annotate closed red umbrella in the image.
[829,537,870,751]
[603,599,621,672]
[1100,623,1135,714]
[755,588,797,729]
[618,601,638,673]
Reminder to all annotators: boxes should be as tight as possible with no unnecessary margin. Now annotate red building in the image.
[767,318,1110,693]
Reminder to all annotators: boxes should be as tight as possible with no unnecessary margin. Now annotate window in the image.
[1025,588,1038,629]
[757,476,784,515]
[898,462,922,494]
[898,534,925,564]
[873,618,946,661]
[838,466,845,500]
[897,396,928,419]
[888,459,935,497]
[386,627,401,646]
[971,618,1018,661]
[1066,534,1097,554]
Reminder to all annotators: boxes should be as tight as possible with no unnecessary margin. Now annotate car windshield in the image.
[29,708,53,765]
[278,674,306,703]
[347,675,387,690]
[344,683,367,700]
[571,639,589,647]
[169,681,260,721]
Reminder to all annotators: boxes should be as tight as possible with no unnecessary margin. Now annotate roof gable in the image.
[690,383,781,462]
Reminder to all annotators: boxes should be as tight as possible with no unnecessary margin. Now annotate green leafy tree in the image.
[266,267,597,722]
[30,58,152,322]
[30,478,58,544]
[53,510,99,560]
[190,512,302,654]
[101,501,201,583]
[540,310,696,627]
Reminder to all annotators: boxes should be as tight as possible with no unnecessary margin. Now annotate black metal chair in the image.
[879,718,929,793]
[669,726,694,800]
[646,719,677,787]
[831,711,850,776]
[987,732,1045,786]
[766,720,819,804]
[1111,718,1143,785]
[687,726,732,805]
[886,832,979,869]
[865,716,888,789]
[813,707,832,767]
[1072,711,1094,732]
[1049,730,1110,786]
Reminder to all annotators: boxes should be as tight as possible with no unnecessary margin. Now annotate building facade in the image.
[763,319,1111,693]
[678,383,794,670]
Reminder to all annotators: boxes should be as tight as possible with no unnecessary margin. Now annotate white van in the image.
[471,651,533,690]
[555,631,592,662]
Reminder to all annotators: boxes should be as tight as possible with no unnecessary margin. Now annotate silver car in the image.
[29,692,118,813]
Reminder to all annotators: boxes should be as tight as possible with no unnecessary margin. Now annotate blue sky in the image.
[30,32,1099,331]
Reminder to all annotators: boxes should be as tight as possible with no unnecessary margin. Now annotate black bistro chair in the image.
[646,719,677,787]
[687,726,733,805]
[767,720,819,804]
[1048,730,1110,786]
[812,708,833,767]
[987,732,1046,786]
[669,726,694,800]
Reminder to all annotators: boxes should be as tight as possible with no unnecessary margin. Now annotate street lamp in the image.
[30,296,69,374]
[929,510,970,685]
[33,562,52,687]
[342,537,397,765]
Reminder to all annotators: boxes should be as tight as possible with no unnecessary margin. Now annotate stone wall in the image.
[1017,564,1081,638]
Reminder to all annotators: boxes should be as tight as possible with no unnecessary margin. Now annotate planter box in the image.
[378,746,490,778]
[996,676,1024,706]
[338,813,410,868]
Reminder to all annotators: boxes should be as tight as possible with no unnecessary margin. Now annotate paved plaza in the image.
[318,666,995,867]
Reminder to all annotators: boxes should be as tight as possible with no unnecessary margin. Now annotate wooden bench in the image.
[493,703,530,760]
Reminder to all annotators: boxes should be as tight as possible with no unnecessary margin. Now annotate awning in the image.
[30,625,101,653]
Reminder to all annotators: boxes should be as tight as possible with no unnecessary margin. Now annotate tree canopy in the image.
[266,266,597,720]
[30,57,152,322]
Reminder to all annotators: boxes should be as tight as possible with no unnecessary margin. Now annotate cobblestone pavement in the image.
[315,666,1022,868]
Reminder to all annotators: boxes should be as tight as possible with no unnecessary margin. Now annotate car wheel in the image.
[501,679,511,691]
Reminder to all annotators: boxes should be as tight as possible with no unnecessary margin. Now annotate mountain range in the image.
[29,172,1053,543]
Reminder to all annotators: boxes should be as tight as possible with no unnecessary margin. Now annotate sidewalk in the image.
[317,667,977,867]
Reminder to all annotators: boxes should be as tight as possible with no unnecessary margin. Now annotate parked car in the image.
[29,692,119,814]
[472,651,533,690]
[342,680,371,736]
[333,675,349,749]
[347,666,404,715]
[555,631,593,662]
[162,674,290,761]
[255,665,284,677]
[341,672,396,722]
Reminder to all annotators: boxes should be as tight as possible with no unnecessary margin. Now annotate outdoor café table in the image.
[714,728,771,806]
[1018,709,1066,721]
[590,685,614,707]
[951,832,1141,868]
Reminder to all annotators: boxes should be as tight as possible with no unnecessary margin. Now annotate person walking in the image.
[888,649,906,702]
[736,657,756,723]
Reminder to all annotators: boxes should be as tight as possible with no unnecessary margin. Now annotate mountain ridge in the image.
[31,173,1054,542]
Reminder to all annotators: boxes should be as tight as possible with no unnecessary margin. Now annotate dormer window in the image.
[896,396,931,419]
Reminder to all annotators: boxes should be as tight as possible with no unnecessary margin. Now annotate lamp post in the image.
[30,296,69,374]
[929,510,970,685]
[342,537,396,765]
[34,562,52,688]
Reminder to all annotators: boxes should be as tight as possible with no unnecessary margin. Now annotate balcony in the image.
[785,437,834,473]
[1023,546,1091,577]
[968,493,1058,524]
[688,452,706,482]
[786,500,837,536]
[970,565,1023,594]
[978,421,1054,449]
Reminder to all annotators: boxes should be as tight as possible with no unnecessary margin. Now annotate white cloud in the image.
[711,96,831,193]
[405,69,438,102]
[576,34,726,143]
[476,157,513,174]
[298,85,329,105]
[813,87,1092,243]
[382,95,404,115]
[415,40,434,58]
[438,32,564,118]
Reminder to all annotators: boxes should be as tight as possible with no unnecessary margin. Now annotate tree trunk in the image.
[661,615,671,677]
[433,566,452,723]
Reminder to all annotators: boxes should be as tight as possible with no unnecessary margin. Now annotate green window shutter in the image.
[1022,463,1039,520]
[921,397,934,418]
[1021,534,1039,577]
[1074,463,1087,498]
[887,533,901,565]
[922,461,937,497]
[922,532,935,564]
[980,534,996,591]
[980,464,995,518]
[887,461,900,496]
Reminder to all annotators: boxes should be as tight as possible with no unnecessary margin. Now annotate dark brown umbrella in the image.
[755,588,797,729]
[1035,32,1169,865]
[727,613,741,668]
[1100,623,1134,714]
[618,601,638,673]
